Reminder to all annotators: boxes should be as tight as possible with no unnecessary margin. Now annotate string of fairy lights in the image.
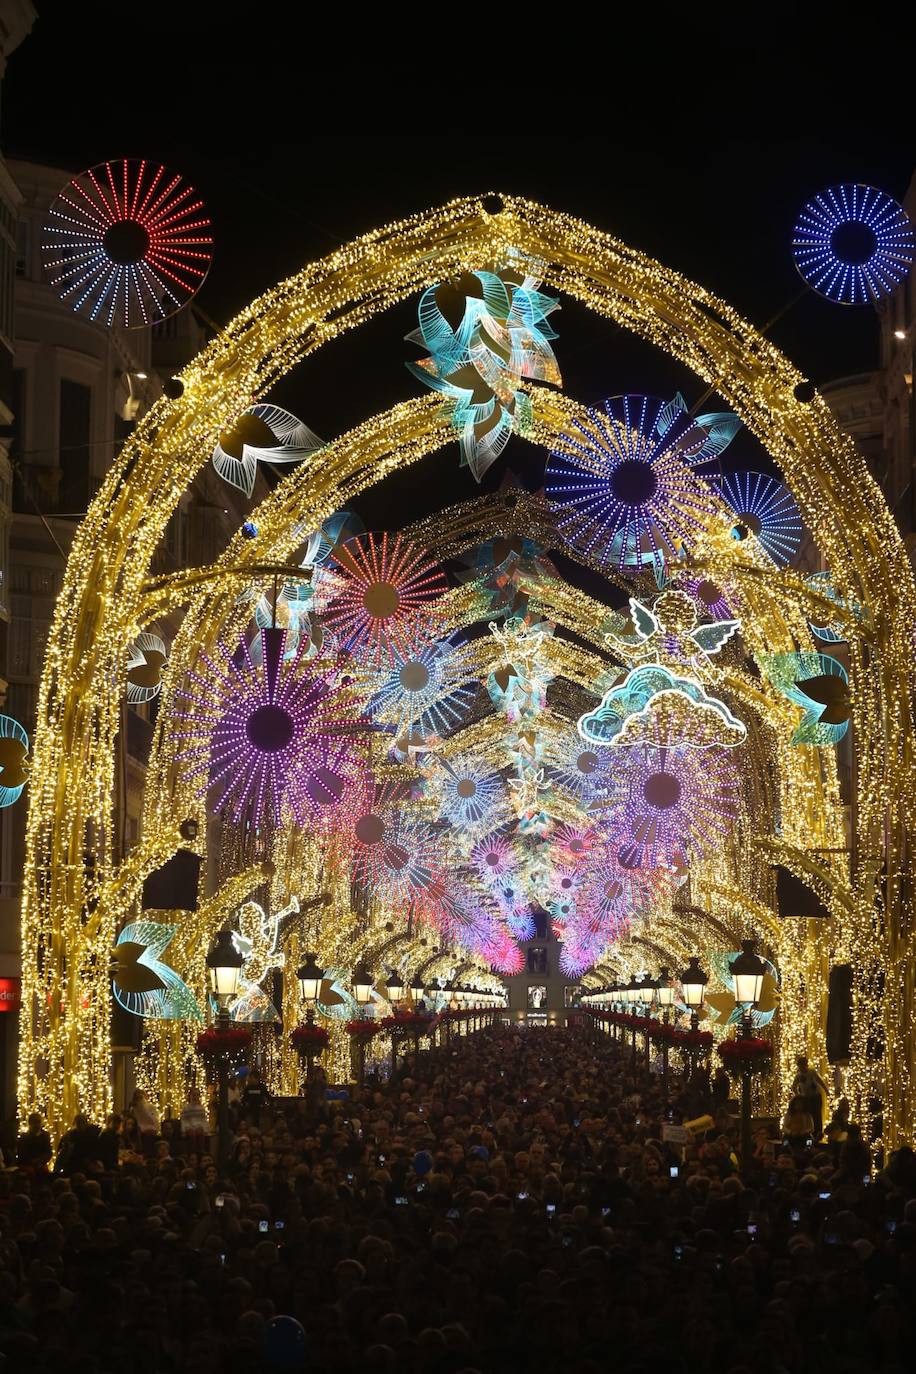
[17,193,916,1152]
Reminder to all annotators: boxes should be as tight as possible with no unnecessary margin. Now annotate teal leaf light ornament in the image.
[759,651,851,745]
[406,264,561,481]
[0,715,30,808]
[212,404,324,498]
[111,921,202,1021]
[804,571,865,644]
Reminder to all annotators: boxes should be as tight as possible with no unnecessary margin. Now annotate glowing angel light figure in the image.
[606,590,740,683]
[227,895,299,1022]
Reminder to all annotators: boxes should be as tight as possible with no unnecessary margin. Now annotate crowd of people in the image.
[2,1024,915,1372]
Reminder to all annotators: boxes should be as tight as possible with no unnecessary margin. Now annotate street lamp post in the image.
[352,962,375,1085]
[205,929,244,1171]
[729,939,768,1172]
[657,968,675,1102]
[295,951,325,1086]
[679,956,709,1090]
[641,978,656,1075]
[627,982,639,1073]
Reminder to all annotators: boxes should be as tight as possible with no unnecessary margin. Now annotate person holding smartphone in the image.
[782,1096,816,1149]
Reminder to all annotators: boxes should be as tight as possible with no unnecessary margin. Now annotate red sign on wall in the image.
[0,978,21,1013]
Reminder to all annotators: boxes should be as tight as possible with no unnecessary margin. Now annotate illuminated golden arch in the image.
[21,193,916,1147]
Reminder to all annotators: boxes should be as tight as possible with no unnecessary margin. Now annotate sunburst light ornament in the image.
[602,743,739,869]
[792,184,915,305]
[714,471,802,568]
[545,394,726,569]
[41,157,212,327]
[323,533,448,665]
[174,627,367,828]
[438,756,506,833]
[366,625,477,749]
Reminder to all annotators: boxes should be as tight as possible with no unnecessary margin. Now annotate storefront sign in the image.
[0,977,21,1012]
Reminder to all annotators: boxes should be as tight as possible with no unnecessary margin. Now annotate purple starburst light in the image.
[174,627,367,827]
[471,831,516,884]
[600,743,739,869]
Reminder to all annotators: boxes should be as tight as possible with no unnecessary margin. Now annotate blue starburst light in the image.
[793,184,914,305]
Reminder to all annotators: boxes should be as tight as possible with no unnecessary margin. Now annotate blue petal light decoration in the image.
[406,264,561,481]
[714,470,802,567]
[112,921,202,1020]
[438,756,506,833]
[545,394,720,569]
[0,715,30,808]
[758,651,850,746]
[366,628,477,749]
[212,404,324,498]
[793,184,915,305]
[296,508,365,569]
[804,571,864,644]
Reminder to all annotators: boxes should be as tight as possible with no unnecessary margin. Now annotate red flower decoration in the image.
[344,1019,381,1039]
[290,1024,330,1052]
[380,1012,436,1034]
[196,1027,253,1058]
[717,1036,772,1071]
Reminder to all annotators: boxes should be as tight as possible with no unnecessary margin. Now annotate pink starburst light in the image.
[551,823,601,867]
[323,532,449,665]
[174,627,368,828]
[350,807,448,907]
[471,831,516,884]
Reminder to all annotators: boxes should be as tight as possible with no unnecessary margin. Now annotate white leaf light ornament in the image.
[212,404,324,498]
[126,632,169,704]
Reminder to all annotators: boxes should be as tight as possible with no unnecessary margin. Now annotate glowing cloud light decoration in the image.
[792,184,915,305]
[41,157,212,327]
[174,627,367,828]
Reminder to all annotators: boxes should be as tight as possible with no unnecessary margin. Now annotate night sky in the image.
[4,9,914,534]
